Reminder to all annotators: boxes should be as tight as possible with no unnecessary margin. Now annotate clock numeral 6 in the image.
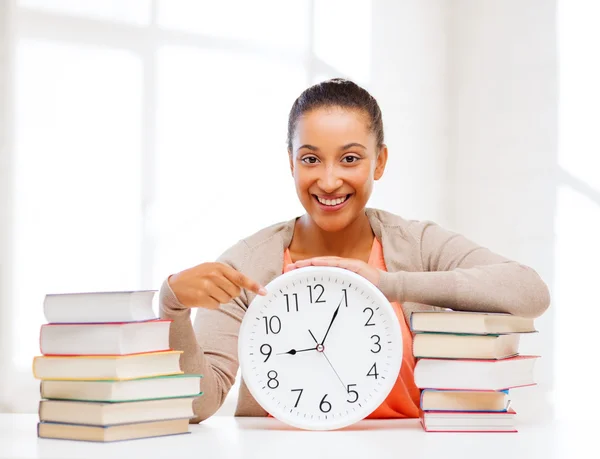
[363,307,375,326]
[263,315,281,334]
[319,394,332,413]
[307,284,326,304]
[370,334,381,353]
[267,370,279,389]
[260,344,272,362]
[346,384,359,403]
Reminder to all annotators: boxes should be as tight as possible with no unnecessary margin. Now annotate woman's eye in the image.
[343,156,360,163]
[301,156,319,164]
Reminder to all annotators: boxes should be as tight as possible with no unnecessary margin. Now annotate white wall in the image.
[448,0,557,417]
[0,0,16,412]
[369,0,450,227]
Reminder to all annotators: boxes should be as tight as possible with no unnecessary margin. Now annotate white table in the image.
[0,414,591,459]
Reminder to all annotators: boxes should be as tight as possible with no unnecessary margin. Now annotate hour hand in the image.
[277,346,317,356]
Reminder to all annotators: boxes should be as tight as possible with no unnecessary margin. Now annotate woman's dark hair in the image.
[286,78,384,151]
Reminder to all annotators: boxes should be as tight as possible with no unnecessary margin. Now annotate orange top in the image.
[283,237,421,419]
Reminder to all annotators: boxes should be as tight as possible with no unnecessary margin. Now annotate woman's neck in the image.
[291,211,374,259]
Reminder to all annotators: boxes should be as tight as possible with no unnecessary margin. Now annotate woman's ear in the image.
[288,150,295,177]
[374,145,388,180]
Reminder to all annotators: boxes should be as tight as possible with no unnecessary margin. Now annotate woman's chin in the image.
[310,211,354,233]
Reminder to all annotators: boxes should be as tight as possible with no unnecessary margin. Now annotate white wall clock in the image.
[238,266,403,430]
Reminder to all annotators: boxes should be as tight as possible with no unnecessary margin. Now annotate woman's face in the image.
[289,107,388,232]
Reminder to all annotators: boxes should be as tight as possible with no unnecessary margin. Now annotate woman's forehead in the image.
[294,107,373,145]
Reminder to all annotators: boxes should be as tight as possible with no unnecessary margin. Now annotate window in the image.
[6,0,373,412]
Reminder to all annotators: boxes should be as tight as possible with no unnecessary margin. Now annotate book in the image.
[37,418,190,442]
[39,320,171,355]
[412,333,520,359]
[40,374,202,402]
[410,311,536,335]
[39,397,196,426]
[44,290,157,324]
[414,355,538,390]
[420,409,517,432]
[420,389,509,412]
[33,350,183,380]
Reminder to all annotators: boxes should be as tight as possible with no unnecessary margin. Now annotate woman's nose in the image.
[317,165,343,192]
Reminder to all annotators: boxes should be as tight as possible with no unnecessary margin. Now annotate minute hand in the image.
[320,297,343,346]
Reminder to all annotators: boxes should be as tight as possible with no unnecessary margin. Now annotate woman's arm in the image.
[159,244,251,423]
[159,281,244,422]
[378,221,551,318]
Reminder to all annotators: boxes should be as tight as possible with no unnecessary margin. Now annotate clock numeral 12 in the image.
[341,288,348,307]
[284,293,299,312]
[307,284,326,303]
[263,316,281,334]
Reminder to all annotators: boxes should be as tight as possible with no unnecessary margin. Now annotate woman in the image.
[160,79,550,423]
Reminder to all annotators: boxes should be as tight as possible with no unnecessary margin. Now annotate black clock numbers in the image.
[263,315,281,334]
[307,284,326,304]
[367,362,379,379]
[370,335,381,353]
[260,344,272,362]
[284,293,299,312]
[363,307,375,326]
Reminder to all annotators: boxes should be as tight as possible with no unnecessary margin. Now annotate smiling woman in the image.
[160,79,551,424]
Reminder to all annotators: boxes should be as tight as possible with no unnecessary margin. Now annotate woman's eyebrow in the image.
[340,142,366,150]
[298,144,318,151]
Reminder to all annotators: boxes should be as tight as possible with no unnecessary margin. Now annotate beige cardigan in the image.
[159,208,550,423]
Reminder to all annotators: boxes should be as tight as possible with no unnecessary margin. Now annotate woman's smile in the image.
[312,193,353,212]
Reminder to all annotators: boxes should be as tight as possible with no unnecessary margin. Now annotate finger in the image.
[210,273,241,299]
[205,283,233,305]
[220,264,267,295]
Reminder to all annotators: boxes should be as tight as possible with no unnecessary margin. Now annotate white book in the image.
[39,397,196,426]
[44,290,157,324]
[39,320,170,355]
[421,409,517,432]
[410,311,536,335]
[414,355,538,390]
[37,418,190,442]
[40,375,202,402]
[33,351,183,380]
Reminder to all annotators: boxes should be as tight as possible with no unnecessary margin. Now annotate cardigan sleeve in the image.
[378,221,550,318]
[159,241,250,422]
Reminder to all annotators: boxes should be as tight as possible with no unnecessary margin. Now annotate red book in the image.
[40,320,172,356]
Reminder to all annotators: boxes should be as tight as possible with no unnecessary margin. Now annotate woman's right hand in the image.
[168,262,267,309]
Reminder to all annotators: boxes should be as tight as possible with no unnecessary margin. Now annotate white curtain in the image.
[0,0,374,412]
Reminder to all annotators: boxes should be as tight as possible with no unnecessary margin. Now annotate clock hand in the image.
[276,346,317,356]
[308,329,346,391]
[322,351,346,391]
[320,296,344,346]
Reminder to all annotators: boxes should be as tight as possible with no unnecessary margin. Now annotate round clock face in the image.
[238,266,403,430]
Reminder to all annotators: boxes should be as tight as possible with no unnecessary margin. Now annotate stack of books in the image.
[411,311,539,433]
[32,290,202,442]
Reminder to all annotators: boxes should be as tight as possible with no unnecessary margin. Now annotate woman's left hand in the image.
[285,256,381,288]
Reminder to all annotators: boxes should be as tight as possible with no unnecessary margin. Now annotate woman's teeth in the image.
[316,195,348,206]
